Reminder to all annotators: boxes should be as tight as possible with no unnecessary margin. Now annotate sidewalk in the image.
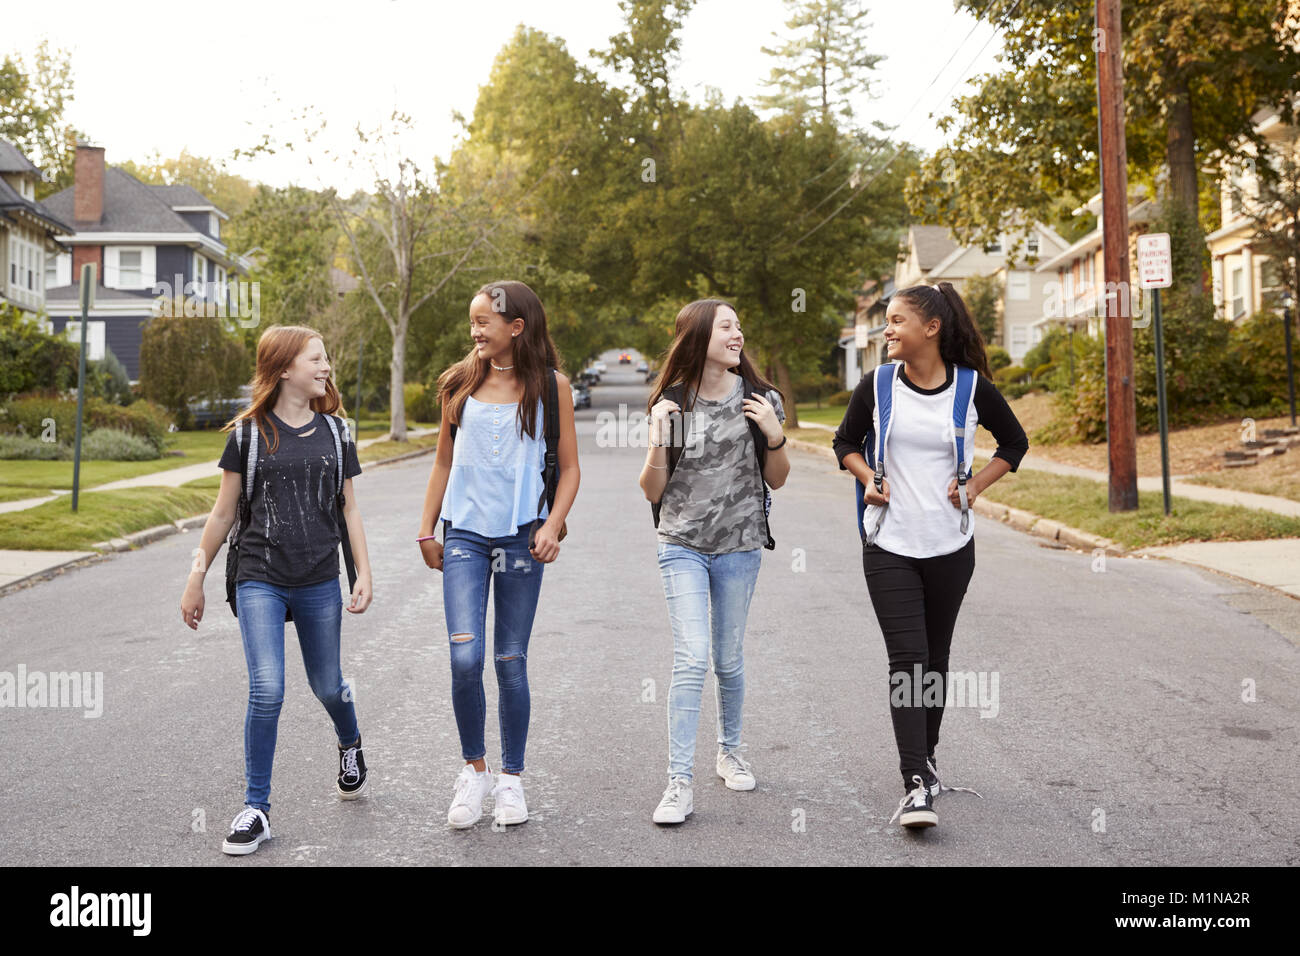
[790,424,1300,601]
[0,426,438,593]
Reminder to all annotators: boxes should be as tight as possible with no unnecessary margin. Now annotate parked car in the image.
[572,384,591,409]
[581,367,601,384]
[644,368,658,384]
[594,361,607,373]
[188,385,251,428]
[636,360,649,373]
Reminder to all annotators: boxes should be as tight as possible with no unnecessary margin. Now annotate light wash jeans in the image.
[236,577,360,814]
[656,541,762,782]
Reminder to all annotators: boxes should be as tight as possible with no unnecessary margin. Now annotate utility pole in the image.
[1095,0,1138,512]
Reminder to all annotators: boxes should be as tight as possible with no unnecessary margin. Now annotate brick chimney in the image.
[74,142,105,224]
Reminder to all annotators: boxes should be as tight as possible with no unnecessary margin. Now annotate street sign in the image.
[1137,233,1172,289]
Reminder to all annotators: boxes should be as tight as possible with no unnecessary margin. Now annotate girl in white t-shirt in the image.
[833,281,1028,830]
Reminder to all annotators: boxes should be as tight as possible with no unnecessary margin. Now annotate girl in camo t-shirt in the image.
[638,298,788,825]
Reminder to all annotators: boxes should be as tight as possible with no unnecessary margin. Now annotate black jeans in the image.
[862,537,975,791]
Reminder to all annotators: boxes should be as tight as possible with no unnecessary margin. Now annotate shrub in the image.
[0,394,76,442]
[81,427,161,460]
[0,433,71,459]
[405,382,439,424]
[86,347,134,406]
[86,398,173,452]
[0,305,80,398]
[138,313,250,428]
[986,344,1012,373]
[826,389,854,405]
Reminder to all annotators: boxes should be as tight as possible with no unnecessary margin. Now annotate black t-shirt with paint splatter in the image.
[218,410,362,588]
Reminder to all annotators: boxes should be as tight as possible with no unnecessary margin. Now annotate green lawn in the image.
[0,486,219,551]
[969,455,1300,550]
[0,420,437,495]
[794,403,848,428]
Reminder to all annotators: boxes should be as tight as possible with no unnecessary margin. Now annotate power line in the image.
[785,0,1026,251]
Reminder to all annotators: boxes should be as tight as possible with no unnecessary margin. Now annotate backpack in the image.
[856,362,977,543]
[224,413,358,620]
[649,375,775,550]
[446,367,566,548]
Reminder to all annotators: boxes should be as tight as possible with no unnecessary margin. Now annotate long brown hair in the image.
[437,280,561,440]
[892,281,992,379]
[223,325,345,455]
[647,298,781,413]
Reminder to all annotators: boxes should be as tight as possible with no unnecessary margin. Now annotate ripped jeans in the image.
[441,520,545,774]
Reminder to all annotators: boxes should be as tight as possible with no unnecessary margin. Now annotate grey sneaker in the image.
[716,746,756,791]
[653,776,694,824]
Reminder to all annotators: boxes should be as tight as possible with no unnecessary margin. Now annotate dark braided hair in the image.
[892,281,992,379]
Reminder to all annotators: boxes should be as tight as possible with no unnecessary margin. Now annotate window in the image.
[193,252,205,293]
[1007,271,1031,301]
[1026,235,1040,257]
[209,212,220,239]
[119,249,142,287]
[46,255,57,290]
[986,237,1003,255]
[1231,267,1245,319]
[64,320,106,361]
[1011,325,1027,348]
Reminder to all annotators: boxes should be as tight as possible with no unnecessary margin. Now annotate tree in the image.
[1231,124,1300,312]
[138,314,249,427]
[907,0,1300,254]
[963,272,1002,345]
[117,151,258,219]
[757,0,884,124]
[0,41,83,196]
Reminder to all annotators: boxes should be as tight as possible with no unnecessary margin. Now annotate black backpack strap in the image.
[742,378,775,550]
[650,382,687,528]
[326,414,358,593]
[528,369,561,549]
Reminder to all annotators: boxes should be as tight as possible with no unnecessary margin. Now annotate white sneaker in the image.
[652,776,694,824]
[492,773,528,825]
[447,764,494,828]
[716,746,756,791]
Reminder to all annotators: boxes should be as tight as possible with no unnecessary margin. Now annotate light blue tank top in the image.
[437,395,549,537]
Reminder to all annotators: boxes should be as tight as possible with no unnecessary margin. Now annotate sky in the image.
[7,0,1008,193]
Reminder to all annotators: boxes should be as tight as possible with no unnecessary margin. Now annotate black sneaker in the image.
[222,806,271,855]
[337,735,368,799]
[890,774,938,828]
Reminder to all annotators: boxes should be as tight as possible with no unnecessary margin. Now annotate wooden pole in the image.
[1095,0,1138,511]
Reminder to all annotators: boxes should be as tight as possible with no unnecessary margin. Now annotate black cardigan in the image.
[831,362,1029,474]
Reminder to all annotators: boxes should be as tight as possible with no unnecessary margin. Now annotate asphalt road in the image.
[2,356,1298,866]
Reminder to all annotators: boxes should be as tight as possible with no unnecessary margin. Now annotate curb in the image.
[1,438,440,595]
[785,435,1128,557]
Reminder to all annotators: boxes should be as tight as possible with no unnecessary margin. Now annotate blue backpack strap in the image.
[951,365,977,533]
[855,363,897,538]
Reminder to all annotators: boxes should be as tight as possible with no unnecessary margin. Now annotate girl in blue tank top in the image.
[416,280,579,830]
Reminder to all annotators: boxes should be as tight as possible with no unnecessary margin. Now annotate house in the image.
[39,142,250,382]
[0,139,72,315]
[893,221,1071,364]
[837,276,894,387]
[1206,102,1298,319]
[1033,190,1160,344]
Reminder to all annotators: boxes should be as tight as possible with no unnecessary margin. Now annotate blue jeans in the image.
[236,578,360,814]
[656,542,762,782]
[442,521,545,774]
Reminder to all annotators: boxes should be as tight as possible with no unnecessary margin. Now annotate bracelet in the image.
[766,435,788,451]
[647,462,668,470]
[416,534,438,542]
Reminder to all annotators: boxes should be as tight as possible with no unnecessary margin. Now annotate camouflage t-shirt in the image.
[656,375,786,554]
